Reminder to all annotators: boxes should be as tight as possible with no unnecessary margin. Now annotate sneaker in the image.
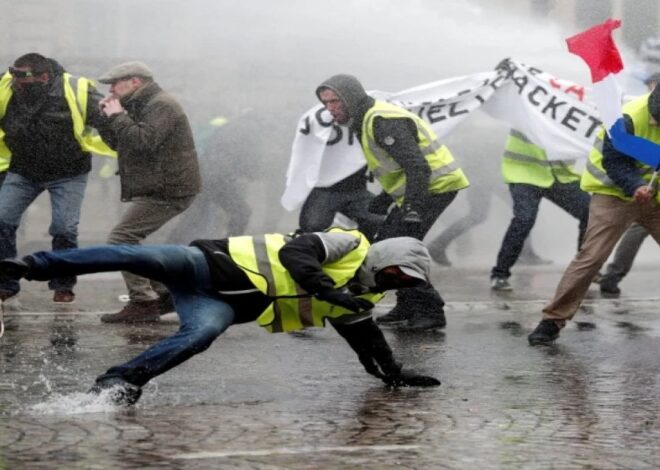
[53,290,75,303]
[528,319,561,345]
[376,304,411,324]
[100,299,161,323]
[491,277,512,291]
[406,311,447,330]
[0,258,29,282]
[88,377,142,406]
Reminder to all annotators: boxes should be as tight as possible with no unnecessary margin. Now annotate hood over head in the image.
[316,74,374,127]
[47,58,65,78]
[357,237,431,288]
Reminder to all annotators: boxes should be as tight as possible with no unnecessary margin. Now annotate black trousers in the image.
[376,192,457,312]
[491,181,590,279]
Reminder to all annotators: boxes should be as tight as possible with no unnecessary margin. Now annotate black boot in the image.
[402,287,447,330]
[376,292,413,325]
[599,274,621,296]
[157,291,176,314]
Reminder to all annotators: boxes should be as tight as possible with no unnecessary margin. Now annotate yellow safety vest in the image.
[361,101,469,206]
[0,72,116,172]
[228,228,384,333]
[501,129,581,187]
[580,93,660,204]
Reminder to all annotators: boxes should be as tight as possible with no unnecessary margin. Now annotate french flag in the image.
[567,18,660,170]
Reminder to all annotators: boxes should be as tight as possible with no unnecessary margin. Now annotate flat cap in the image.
[98,61,153,84]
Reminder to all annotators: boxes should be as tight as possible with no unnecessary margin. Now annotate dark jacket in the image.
[190,232,404,379]
[316,74,432,209]
[602,115,650,197]
[98,81,201,201]
[189,234,339,323]
[1,59,105,182]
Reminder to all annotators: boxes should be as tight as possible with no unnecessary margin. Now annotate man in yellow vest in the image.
[490,129,591,291]
[0,53,114,305]
[597,73,660,296]
[316,74,469,331]
[528,88,660,345]
[0,228,440,405]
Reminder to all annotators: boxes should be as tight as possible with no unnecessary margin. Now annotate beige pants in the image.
[107,195,195,302]
[542,194,660,324]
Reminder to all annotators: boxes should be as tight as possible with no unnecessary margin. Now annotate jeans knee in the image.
[187,320,229,352]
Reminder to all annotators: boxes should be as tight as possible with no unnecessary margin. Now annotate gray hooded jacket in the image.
[316,231,430,289]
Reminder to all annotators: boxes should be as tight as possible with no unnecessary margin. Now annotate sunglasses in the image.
[8,67,36,78]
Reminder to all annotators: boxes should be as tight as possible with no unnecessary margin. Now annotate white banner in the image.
[282,60,601,211]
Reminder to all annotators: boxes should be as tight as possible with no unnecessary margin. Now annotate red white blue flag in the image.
[567,19,660,169]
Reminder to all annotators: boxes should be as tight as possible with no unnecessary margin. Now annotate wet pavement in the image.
[1,264,659,469]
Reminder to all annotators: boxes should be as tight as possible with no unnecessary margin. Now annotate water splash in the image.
[27,389,125,415]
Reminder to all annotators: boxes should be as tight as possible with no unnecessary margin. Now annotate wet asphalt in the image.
[0,263,659,469]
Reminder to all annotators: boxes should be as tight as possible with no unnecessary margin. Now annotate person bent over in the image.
[0,228,440,405]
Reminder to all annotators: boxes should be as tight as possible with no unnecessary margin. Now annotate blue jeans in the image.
[491,181,590,279]
[28,245,236,387]
[0,172,88,293]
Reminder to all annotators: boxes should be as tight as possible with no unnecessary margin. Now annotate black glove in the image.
[368,191,394,215]
[382,370,441,387]
[401,203,422,225]
[316,288,375,313]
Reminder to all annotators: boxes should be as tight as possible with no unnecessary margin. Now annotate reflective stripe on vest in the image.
[228,228,384,333]
[501,129,580,187]
[0,73,13,171]
[580,94,660,203]
[0,72,116,169]
[62,73,116,157]
[361,101,469,205]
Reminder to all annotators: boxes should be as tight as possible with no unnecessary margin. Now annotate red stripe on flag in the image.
[566,18,624,83]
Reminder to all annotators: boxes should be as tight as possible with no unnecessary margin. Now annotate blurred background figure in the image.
[427,153,550,268]
[167,107,262,241]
